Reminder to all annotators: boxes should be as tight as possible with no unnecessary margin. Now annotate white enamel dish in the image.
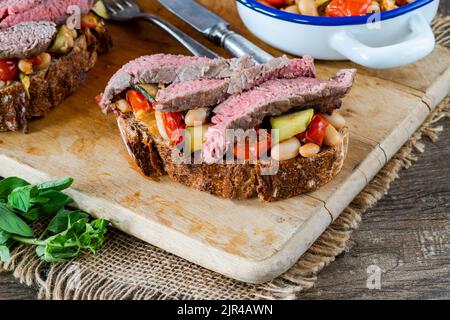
[236,0,440,68]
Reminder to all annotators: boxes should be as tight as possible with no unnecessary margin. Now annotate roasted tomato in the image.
[126,89,153,112]
[30,55,42,66]
[81,13,99,29]
[0,59,19,81]
[263,0,288,7]
[234,129,272,161]
[326,0,371,17]
[297,114,329,146]
[162,112,186,145]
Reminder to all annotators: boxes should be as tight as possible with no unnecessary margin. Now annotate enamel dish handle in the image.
[329,13,435,69]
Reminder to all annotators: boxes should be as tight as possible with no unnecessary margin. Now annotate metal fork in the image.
[103,0,220,58]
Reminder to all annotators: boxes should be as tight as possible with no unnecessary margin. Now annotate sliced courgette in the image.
[133,84,156,103]
[92,0,109,19]
[185,124,211,153]
[270,108,314,143]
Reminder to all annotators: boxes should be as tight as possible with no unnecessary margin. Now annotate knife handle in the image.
[210,24,273,63]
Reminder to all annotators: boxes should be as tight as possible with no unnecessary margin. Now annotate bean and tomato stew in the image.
[257,0,416,17]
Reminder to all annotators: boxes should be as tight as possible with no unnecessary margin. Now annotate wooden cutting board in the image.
[0,0,449,284]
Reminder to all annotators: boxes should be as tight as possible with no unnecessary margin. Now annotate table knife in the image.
[157,0,274,63]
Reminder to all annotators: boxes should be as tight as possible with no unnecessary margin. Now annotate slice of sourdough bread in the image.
[117,114,348,202]
[0,29,111,132]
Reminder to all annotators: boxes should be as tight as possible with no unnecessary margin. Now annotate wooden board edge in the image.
[424,66,450,109]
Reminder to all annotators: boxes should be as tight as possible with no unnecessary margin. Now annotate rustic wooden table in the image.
[1,2,449,300]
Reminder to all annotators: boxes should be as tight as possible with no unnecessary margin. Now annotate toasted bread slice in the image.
[0,29,111,132]
[117,114,348,202]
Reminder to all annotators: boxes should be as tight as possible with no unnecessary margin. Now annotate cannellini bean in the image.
[34,52,52,71]
[322,111,346,129]
[315,0,329,6]
[367,1,381,13]
[18,59,33,74]
[299,143,320,158]
[115,99,131,113]
[185,107,210,127]
[324,125,342,147]
[283,5,300,13]
[271,137,301,161]
[296,0,319,16]
[380,0,397,11]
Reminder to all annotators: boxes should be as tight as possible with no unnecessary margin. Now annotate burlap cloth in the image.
[1,16,449,300]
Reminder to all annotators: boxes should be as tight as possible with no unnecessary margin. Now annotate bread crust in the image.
[118,114,348,201]
[0,29,111,132]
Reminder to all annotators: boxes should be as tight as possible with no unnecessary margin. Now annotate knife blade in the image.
[158,0,273,63]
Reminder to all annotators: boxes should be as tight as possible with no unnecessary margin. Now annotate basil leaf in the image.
[30,197,49,204]
[0,203,34,237]
[0,245,10,262]
[37,177,74,192]
[7,185,38,213]
[38,190,73,215]
[0,229,10,245]
[40,217,108,263]
[46,209,88,235]
[36,245,45,259]
[0,177,30,202]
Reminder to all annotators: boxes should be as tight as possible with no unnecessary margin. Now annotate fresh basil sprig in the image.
[0,177,109,263]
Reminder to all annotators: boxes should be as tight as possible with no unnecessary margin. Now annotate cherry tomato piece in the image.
[162,112,185,145]
[326,0,371,17]
[234,129,272,161]
[126,89,153,112]
[31,55,42,66]
[264,0,288,7]
[296,114,329,146]
[81,14,98,29]
[0,59,19,81]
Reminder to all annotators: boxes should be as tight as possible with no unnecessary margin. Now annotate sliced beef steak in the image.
[202,69,357,163]
[0,21,57,59]
[155,55,316,112]
[100,54,257,113]
[0,0,93,28]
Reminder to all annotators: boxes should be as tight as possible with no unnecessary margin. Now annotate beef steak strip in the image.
[155,56,317,112]
[100,54,257,113]
[0,21,57,59]
[0,0,93,28]
[201,69,357,164]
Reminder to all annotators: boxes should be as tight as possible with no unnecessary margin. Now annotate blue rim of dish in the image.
[236,0,435,26]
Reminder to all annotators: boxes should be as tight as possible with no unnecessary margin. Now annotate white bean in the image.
[271,137,301,161]
[324,125,342,147]
[18,59,33,74]
[115,99,131,113]
[296,0,319,16]
[322,111,346,129]
[299,143,320,158]
[283,5,300,13]
[34,52,52,71]
[367,1,381,13]
[185,107,209,127]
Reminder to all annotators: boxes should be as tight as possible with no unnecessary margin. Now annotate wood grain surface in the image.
[0,1,449,299]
